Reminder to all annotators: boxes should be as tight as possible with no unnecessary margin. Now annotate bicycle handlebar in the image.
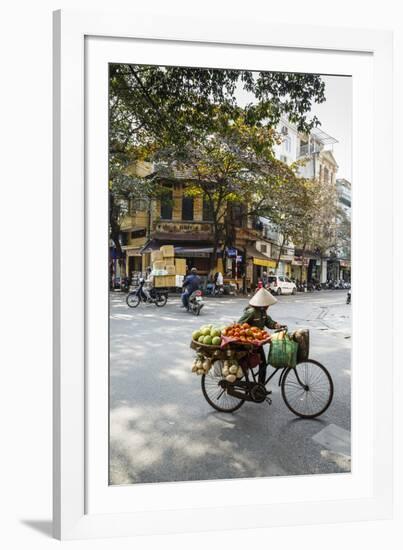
[273,325,288,333]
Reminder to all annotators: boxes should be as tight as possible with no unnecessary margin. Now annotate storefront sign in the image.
[155,222,212,234]
[253,258,277,268]
[292,256,309,266]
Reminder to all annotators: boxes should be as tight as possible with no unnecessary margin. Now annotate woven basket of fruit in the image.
[190,324,227,359]
[221,323,271,348]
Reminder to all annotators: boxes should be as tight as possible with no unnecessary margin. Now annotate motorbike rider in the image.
[181,267,201,309]
[213,270,224,294]
[140,266,153,301]
[238,287,285,383]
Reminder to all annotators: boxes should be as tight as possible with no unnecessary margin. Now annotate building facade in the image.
[328,178,351,281]
[112,122,346,290]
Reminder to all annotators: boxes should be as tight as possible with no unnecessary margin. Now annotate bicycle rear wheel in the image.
[201,360,245,413]
[281,359,333,418]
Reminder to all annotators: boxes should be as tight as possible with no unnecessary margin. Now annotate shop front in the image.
[339,259,351,282]
[291,256,309,282]
[122,246,143,277]
[246,246,277,289]
[327,259,340,281]
[141,236,220,278]
[174,246,216,275]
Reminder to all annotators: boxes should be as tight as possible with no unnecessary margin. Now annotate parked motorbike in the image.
[205,283,225,297]
[334,279,350,290]
[120,276,131,293]
[187,289,204,316]
[126,278,168,308]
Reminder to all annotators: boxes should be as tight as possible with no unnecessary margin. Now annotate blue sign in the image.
[226,247,237,258]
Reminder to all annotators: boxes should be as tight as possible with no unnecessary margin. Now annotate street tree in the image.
[143,110,305,270]
[108,64,327,281]
[109,64,326,158]
[288,175,348,282]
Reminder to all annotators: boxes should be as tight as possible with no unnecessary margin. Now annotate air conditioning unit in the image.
[281,126,288,135]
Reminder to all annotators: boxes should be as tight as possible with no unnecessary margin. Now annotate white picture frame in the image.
[53,9,393,540]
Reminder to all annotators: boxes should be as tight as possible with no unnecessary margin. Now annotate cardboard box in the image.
[153,275,176,288]
[175,258,187,275]
[151,250,163,262]
[165,265,176,275]
[153,260,165,270]
[164,257,175,266]
[160,245,175,258]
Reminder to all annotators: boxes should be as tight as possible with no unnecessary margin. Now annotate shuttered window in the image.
[160,190,173,220]
[182,196,194,221]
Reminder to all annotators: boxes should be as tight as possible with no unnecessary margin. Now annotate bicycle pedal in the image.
[265,397,272,405]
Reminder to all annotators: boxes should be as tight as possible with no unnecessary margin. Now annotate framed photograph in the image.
[53,9,393,540]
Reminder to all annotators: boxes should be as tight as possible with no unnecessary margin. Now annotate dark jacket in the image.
[183,274,201,293]
[238,306,277,330]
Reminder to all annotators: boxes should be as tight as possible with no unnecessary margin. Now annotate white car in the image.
[267,275,297,295]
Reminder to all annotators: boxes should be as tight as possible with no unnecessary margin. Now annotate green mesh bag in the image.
[268,333,298,368]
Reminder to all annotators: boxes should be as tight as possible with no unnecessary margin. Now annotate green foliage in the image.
[108,64,328,268]
[109,64,325,161]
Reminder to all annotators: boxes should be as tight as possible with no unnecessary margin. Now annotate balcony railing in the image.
[298,143,321,157]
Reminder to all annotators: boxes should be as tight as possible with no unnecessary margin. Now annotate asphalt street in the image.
[109,290,351,485]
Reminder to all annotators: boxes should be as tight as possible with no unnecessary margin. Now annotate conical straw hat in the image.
[249,287,278,307]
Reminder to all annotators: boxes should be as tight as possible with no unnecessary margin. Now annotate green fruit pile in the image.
[192,324,225,346]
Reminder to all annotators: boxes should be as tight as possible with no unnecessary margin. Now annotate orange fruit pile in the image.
[222,323,269,344]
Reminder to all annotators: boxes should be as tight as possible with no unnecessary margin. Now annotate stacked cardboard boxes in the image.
[174,258,187,276]
[151,245,186,288]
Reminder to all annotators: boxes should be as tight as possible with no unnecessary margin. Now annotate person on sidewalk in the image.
[238,287,285,383]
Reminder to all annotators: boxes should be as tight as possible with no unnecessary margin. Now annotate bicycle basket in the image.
[291,329,310,362]
[268,334,298,368]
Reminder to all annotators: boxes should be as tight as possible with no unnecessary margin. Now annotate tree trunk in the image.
[300,243,307,284]
[275,235,286,272]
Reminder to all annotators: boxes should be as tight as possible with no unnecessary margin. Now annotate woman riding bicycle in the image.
[238,287,285,383]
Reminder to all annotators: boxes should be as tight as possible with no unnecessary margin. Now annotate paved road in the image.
[109,290,351,485]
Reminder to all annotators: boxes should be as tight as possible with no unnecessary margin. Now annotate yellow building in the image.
[119,164,223,277]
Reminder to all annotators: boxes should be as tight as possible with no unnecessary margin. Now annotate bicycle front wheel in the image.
[281,359,333,418]
[201,360,245,413]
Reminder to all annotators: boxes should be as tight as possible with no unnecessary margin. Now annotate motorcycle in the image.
[306,281,315,292]
[126,278,168,308]
[120,276,131,293]
[187,289,204,316]
[205,283,225,297]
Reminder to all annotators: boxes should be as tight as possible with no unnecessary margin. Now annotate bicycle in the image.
[201,328,334,419]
